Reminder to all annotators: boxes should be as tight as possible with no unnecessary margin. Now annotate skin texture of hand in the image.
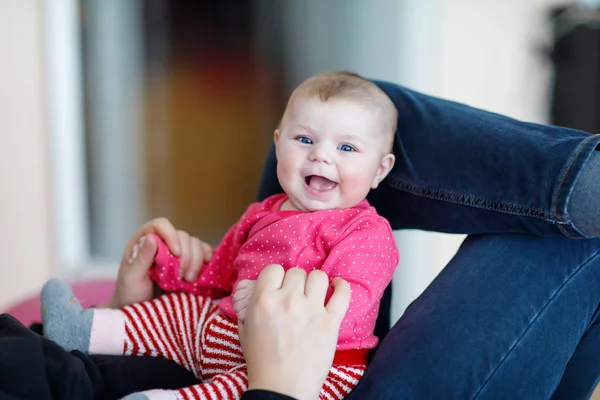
[238,265,351,400]
[102,218,212,309]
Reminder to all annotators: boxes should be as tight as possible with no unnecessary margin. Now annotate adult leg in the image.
[370,80,600,238]
[89,355,199,399]
[0,314,196,400]
[0,313,100,400]
[347,234,600,400]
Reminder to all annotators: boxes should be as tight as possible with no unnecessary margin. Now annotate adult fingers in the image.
[325,277,351,324]
[254,264,286,293]
[281,267,308,296]
[304,269,329,304]
[177,230,191,279]
[201,241,214,263]
[184,236,204,282]
[144,218,181,256]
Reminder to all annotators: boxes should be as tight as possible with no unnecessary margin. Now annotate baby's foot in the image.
[41,279,94,352]
[233,279,256,322]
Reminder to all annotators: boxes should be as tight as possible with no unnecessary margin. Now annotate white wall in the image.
[391,0,571,321]
[438,0,567,121]
[0,0,55,309]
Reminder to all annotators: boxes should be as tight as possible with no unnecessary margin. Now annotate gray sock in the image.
[569,150,600,237]
[41,279,94,353]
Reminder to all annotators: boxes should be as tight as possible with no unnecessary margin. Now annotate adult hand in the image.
[103,218,214,309]
[238,265,351,400]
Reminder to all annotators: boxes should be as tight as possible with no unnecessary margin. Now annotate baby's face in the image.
[275,97,394,212]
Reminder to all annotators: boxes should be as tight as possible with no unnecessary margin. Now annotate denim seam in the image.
[386,178,562,222]
[471,248,600,399]
[552,134,600,239]
[557,223,579,239]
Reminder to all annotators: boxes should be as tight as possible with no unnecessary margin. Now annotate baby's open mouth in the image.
[305,175,338,191]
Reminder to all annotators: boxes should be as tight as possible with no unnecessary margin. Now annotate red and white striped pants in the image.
[115,292,366,400]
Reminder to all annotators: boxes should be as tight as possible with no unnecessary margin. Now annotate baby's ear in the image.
[274,129,281,144]
[371,153,395,189]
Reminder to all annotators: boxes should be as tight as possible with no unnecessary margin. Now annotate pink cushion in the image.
[2,279,116,327]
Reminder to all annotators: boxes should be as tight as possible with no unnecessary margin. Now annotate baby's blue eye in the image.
[297,136,313,144]
[338,144,356,152]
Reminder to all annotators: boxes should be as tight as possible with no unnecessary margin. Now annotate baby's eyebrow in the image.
[295,124,317,134]
[337,134,365,145]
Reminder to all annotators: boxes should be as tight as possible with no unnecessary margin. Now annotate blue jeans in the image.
[258,81,600,399]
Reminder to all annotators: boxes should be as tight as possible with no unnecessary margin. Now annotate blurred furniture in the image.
[550,5,600,133]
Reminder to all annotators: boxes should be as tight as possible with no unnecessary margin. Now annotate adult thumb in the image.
[325,277,351,324]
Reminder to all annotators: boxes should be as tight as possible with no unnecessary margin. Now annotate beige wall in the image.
[0,0,54,309]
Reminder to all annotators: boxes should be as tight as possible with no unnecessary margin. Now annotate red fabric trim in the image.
[332,349,370,366]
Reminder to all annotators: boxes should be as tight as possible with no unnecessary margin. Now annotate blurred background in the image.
[1,0,599,332]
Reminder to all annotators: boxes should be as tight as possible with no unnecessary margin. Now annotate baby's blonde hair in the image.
[282,71,397,151]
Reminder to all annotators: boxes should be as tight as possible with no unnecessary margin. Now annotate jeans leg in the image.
[370,80,600,238]
[551,307,600,399]
[569,151,600,237]
[347,234,600,400]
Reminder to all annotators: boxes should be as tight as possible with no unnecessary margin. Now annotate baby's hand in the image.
[233,279,256,322]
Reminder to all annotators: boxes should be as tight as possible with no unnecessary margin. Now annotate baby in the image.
[41,71,400,400]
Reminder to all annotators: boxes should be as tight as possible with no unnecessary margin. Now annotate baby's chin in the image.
[289,198,354,212]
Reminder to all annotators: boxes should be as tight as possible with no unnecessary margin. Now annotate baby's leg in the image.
[119,366,248,400]
[41,279,213,377]
[232,279,255,322]
[319,364,366,400]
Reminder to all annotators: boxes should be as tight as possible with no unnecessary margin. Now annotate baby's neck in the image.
[280,198,301,211]
[279,198,359,212]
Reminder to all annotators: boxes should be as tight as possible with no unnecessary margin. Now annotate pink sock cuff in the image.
[89,308,126,355]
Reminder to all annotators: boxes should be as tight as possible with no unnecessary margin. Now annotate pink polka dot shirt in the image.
[150,193,399,351]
